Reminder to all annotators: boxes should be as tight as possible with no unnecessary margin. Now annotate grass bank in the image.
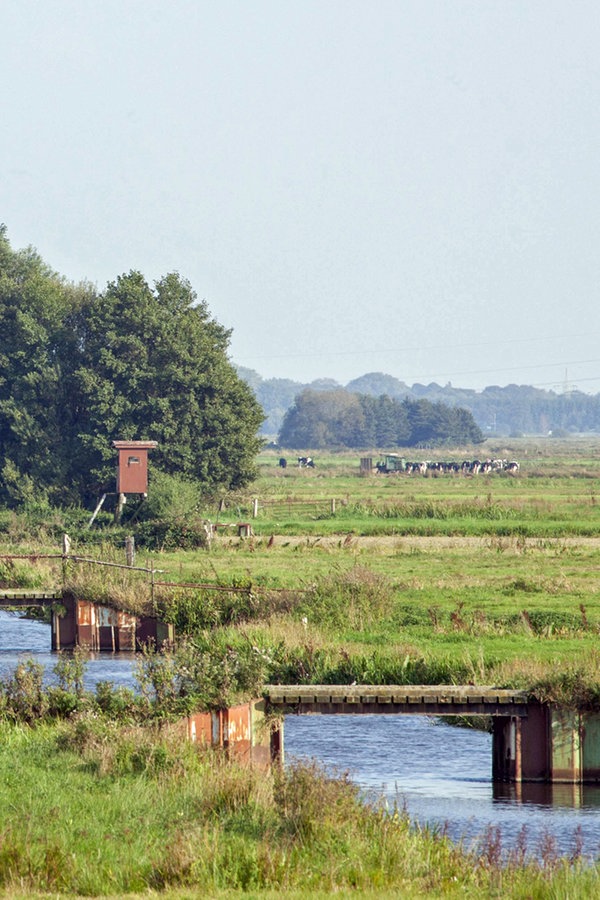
[0,718,596,898]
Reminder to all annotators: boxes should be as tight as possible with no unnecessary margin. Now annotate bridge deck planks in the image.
[0,591,61,607]
[264,684,530,717]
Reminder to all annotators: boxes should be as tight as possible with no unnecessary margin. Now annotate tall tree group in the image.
[0,227,263,507]
[278,389,483,449]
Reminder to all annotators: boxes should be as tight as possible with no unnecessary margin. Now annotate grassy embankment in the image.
[0,717,596,898]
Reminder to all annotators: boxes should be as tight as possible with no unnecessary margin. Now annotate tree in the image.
[279,389,365,448]
[278,388,481,449]
[69,271,264,499]
[0,229,264,506]
[0,226,93,505]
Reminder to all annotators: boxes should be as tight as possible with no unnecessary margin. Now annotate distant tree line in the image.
[0,227,263,508]
[237,367,600,438]
[277,389,483,449]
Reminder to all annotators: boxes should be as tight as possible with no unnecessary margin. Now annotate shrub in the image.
[134,517,212,551]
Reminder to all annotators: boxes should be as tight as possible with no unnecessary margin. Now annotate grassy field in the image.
[0,717,596,898]
[3,438,600,700]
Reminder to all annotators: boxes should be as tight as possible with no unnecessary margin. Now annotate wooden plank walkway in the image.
[0,591,61,607]
[264,684,531,717]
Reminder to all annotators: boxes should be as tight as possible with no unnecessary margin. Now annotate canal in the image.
[1,610,599,860]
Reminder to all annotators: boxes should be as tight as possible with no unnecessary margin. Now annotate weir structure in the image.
[0,591,172,652]
[263,685,600,785]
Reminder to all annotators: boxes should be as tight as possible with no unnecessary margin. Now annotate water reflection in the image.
[494,781,600,810]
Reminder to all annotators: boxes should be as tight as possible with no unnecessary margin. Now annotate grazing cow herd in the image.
[277,455,520,475]
[379,458,520,476]
[278,456,316,468]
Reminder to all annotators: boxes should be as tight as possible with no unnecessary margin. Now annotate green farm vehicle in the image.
[375,453,406,474]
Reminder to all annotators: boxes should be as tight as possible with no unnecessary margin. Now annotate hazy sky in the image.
[3,1,600,392]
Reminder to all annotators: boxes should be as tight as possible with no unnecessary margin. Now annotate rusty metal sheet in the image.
[581,713,600,781]
[520,705,550,782]
[187,713,213,745]
[226,704,251,744]
[76,599,95,627]
[97,605,119,627]
[551,709,581,782]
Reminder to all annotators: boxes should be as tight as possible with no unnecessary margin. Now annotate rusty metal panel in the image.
[98,626,116,651]
[212,711,223,746]
[249,699,275,768]
[76,599,97,650]
[520,704,550,782]
[96,604,137,651]
[136,617,174,650]
[225,704,252,762]
[97,606,119,627]
[76,599,95,627]
[52,597,77,650]
[187,713,213,745]
[116,611,136,651]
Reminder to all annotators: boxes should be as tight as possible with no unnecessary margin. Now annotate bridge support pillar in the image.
[493,705,550,783]
[136,616,174,649]
[182,699,283,769]
[493,705,600,784]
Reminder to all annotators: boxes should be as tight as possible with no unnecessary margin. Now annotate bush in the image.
[134,518,212,551]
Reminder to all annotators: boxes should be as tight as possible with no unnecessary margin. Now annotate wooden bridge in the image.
[0,591,61,606]
[262,685,600,786]
[264,684,530,717]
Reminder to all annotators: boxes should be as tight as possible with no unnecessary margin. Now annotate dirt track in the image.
[261,534,600,551]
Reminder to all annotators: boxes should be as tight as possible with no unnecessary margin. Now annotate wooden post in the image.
[150,561,156,615]
[125,535,135,567]
[87,493,107,529]
[331,498,336,514]
[252,498,259,518]
[62,533,71,588]
[115,493,126,524]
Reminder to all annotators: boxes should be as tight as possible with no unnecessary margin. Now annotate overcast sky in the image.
[2,1,600,392]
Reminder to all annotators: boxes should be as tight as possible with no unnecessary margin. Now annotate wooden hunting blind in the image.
[113,440,157,495]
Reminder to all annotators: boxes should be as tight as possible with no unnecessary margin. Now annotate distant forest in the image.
[237,367,600,442]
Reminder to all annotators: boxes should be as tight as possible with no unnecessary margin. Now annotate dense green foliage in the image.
[278,388,483,448]
[0,227,264,507]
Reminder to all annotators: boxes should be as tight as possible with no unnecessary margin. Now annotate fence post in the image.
[331,498,336,514]
[150,561,156,615]
[115,493,126,524]
[62,533,71,589]
[252,498,259,518]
